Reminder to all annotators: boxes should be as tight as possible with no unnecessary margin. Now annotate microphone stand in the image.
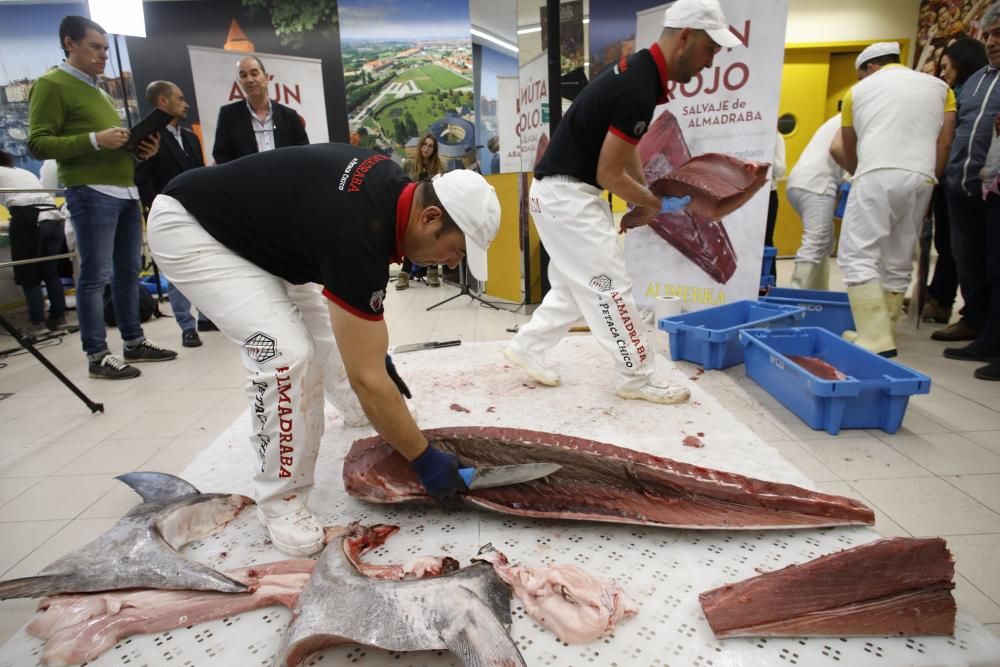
[426,258,501,312]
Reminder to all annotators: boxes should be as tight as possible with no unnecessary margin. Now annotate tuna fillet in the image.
[647,153,770,221]
[343,427,875,529]
[699,537,956,638]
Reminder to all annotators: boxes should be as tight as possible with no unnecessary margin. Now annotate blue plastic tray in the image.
[739,327,931,435]
[760,287,855,335]
[657,300,805,370]
[141,274,169,294]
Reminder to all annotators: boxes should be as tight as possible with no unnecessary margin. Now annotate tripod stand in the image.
[426,258,501,312]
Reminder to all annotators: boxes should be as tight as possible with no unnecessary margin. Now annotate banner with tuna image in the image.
[623,0,788,311]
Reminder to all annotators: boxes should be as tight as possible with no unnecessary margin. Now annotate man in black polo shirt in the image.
[147,143,500,556]
[506,0,739,404]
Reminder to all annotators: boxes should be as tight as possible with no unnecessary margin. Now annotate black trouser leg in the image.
[928,186,959,308]
[947,188,990,327]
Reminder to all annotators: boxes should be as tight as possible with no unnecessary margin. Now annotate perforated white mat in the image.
[2,337,998,667]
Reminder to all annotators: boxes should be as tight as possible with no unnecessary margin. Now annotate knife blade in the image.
[393,340,462,354]
[457,463,561,490]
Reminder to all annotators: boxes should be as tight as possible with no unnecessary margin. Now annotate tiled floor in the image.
[1,259,999,647]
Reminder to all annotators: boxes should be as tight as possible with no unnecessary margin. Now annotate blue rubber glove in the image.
[660,195,692,214]
[410,446,468,504]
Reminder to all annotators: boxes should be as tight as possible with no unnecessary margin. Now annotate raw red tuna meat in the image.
[789,355,848,380]
[343,427,875,529]
[699,537,956,638]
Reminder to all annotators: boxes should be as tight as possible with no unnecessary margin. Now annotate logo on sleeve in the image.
[369,289,386,312]
[633,121,647,136]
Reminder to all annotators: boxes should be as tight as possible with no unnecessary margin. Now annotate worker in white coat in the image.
[831,42,956,357]
[506,0,740,403]
[786,114,846,290]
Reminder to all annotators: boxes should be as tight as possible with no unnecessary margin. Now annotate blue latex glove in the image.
[410,446,468,504]
[660,195,692,214]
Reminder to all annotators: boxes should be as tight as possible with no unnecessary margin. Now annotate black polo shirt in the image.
[163,143,413,320]
[535,43,670,188]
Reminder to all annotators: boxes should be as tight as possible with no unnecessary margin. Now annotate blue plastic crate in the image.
[657,300,805,369]
[739,327,930,435]
[760,245,777,280]
[759,274,776,289]
[760,287,855,335]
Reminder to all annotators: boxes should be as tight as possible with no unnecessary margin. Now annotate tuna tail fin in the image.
[116,471,200,504]
[0,575,74,600]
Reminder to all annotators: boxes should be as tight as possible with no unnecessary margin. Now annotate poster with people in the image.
[622,0,789,311]
[914,0,991,75]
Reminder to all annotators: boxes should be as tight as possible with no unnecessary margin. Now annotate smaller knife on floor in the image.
[393,340,462,354]
[457,463,561,490]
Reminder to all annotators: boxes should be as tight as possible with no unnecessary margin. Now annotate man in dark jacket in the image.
[212,55,309,164]
[136,80,216,347]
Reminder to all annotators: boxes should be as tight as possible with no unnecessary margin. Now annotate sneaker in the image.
[256,506,324,556]
[124,340,178,363]
[182,329,202,348]
[943,340,1000,362]
[615,378,691,404]
[45,316,69,331]
[931,318,979,342]
[974,360,1000,381]
[504,346,560,386]
[197,319,218,332]
[427,267,441,287]
[89,352,141,380]
[395,271,410,290]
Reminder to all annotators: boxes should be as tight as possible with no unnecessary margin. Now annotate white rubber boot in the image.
[844,282,897,357]
[615,375,691,404]
[503,346,560,386]
[257,501,325,557]
[886,291,906,328]
[815,257,830,291]
[790,261,819,290]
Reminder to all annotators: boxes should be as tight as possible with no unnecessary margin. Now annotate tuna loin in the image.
[629,110,739,284]
[27,560,314,667]
[646,153,770,221]
[0,472,252,599]
[343,427,875,529]
[699,537,956,637]
[277,523,526,666]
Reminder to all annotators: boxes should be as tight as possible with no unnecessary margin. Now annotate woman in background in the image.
[924,37,989,324]
[397,133,444,289]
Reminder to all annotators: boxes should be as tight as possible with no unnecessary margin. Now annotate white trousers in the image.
[511,176,654,390]
[787,187,836,264]
[147,195,359,511]
[837,169,934,292]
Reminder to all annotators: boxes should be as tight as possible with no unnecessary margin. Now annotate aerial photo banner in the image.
[338,0,474,171]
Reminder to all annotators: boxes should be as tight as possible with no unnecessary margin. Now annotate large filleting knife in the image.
[457,463,561,490]
[393,340,462,354]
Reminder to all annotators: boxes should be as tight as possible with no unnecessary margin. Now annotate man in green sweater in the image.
[28,15,177,379]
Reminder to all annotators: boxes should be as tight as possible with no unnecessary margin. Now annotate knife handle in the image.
[458,467,475,488]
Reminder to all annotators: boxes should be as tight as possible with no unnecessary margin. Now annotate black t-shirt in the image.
[163,143,410,320]
[535,46,667,187]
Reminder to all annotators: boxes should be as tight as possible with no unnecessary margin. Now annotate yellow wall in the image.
[484,172,523,302]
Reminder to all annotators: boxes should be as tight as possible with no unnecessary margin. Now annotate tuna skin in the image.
[699,537,956,638]
[343,426,875,529]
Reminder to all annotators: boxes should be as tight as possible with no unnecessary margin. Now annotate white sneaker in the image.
[615,377,691,404]
[504,346,560,386]
[256,506,325,556]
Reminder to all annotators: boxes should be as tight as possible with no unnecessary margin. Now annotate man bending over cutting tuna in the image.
[506,0,741,404]
[147,143,500,556]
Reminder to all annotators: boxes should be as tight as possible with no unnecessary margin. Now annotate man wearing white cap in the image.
[146,143,500,556]
[506,0,739,404]
[786,113,846,290]
[832,42,956,357]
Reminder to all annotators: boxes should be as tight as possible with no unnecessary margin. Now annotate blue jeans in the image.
[168,282,208,332]
[65,186,144,356]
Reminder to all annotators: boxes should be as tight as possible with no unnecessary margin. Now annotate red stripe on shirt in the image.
[649,42,671,104]
[322,288,384,321]
[394,181,417,263]
[609,126,640,145]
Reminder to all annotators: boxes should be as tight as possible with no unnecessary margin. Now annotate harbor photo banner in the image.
[623,0,788,311]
